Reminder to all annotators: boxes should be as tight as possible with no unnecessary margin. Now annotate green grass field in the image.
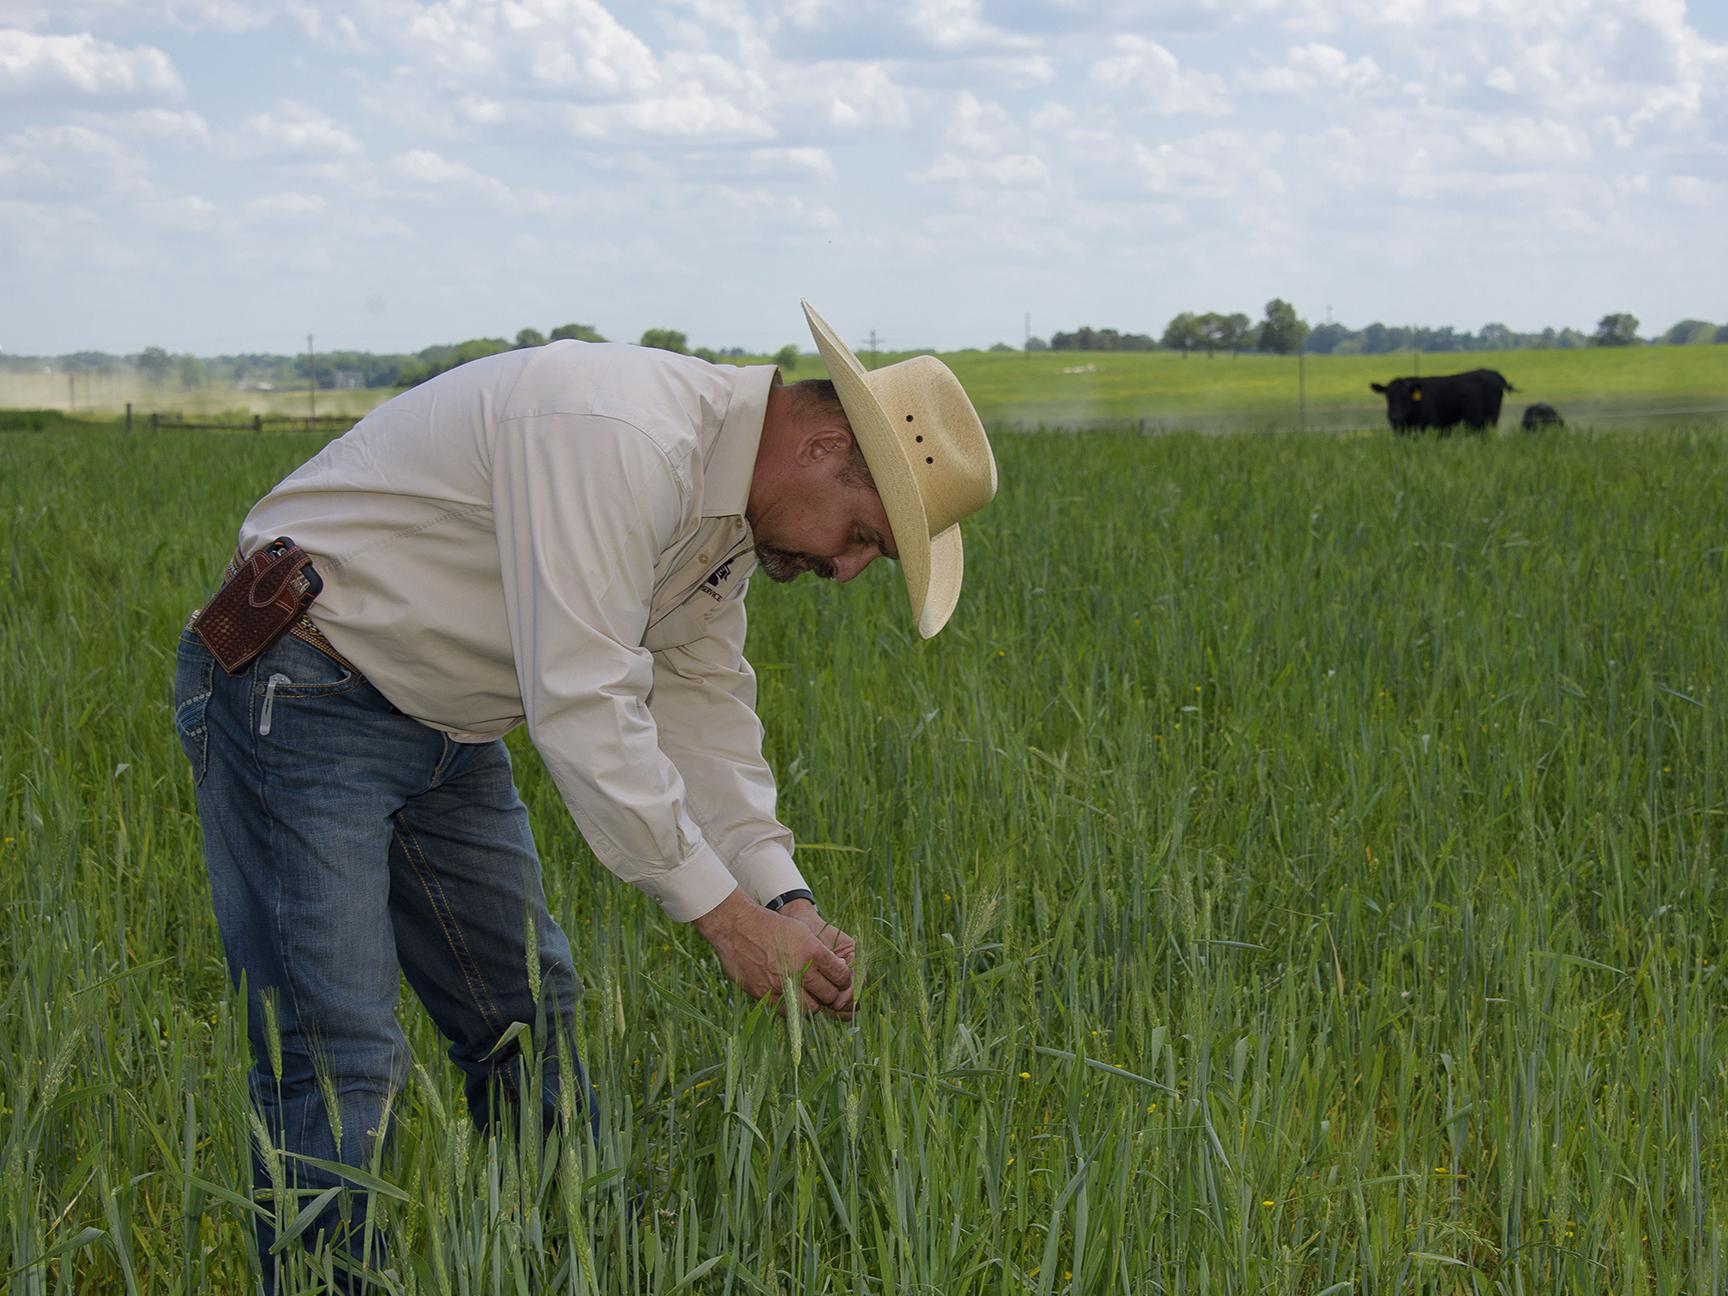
[1,421,1724,1293]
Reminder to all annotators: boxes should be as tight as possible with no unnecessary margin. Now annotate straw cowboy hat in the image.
[801,300,998,638]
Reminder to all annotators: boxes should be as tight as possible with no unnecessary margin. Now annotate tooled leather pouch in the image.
[193,537,324,676]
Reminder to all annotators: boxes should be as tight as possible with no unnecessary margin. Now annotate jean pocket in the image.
[174,630,215,785]
[256,631,360,698]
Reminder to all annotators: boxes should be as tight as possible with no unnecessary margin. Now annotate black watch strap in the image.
[765,888,815,912]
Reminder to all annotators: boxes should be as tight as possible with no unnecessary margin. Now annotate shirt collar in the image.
[702,365,777,520]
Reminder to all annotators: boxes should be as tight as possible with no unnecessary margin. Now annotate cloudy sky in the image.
[2,0,1724,357]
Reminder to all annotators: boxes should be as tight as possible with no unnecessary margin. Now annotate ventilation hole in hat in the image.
[915,435,924,443]
[925,456,934,465]
[905,414,915,422]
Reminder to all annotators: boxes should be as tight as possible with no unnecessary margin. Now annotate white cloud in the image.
[0,29,185,98]
[908,0,1026,51]
[389,147,514,200]
[0,123,151,198]
[0,1,275,32]
[84,107,212,147]
[740,145,836,179]
[1662,173,1722,207]
[1463,115,1592,164]
[941,90,1020,154]
[223,101,364,159]
[795,61,912,128]
[1128,129,1286,201]
[137,192,221,230]
[244,191,328,219]
[284,1,367,49]
[910,150,1049,187]
[1240,42,1393,97]
[562,86,775,140]
[456,94,508,125]
[1088,35,1231,114]
[771,0,1038,57]
[385,0,659,96]
[391,148,488,186]
[1276,0,1727,148]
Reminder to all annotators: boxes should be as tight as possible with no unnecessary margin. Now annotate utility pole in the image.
[307,333,316,426]
[1024,312,1031,353]
[865,330,880,369]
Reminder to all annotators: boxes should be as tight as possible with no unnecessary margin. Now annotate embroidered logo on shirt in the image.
[698,558,736,601]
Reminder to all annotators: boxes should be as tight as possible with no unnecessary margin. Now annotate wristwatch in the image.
[765,888,815,912]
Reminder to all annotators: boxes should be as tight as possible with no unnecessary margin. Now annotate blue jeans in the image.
[173,626,594,1291]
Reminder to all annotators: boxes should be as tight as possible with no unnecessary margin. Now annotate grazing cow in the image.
[1369,369,1515,435]
[1521,402,1564,431]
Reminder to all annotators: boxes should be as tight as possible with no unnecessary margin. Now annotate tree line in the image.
[1037,304,1722,356]
[1,324,805,392]
[5,309,1721,393]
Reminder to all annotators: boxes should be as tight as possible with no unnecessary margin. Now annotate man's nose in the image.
[832,552,875,583]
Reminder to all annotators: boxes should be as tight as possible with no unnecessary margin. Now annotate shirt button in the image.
[698,551,710,565]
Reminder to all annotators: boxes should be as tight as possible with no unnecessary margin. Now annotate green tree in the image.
[1306,322,1350,355]
[398,338,512,388]
[515,327,547,348]
[135,346,172,385]
[639,328,688,354]
[1161,312,1200,357]
[176,353,206,390]
[549,322,606,343]
[1195,312,1250,357]
[1221,313,1252,354]
[1591,313,1640,347]
[1660,319,1715,345]
[772,344,799,373]
[1257,298,1309,354]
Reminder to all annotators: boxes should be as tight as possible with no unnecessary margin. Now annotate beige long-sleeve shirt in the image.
[239,340,805,922]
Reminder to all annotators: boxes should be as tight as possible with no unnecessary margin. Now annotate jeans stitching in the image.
[251,672,320,1146]
[391,814,506,1037]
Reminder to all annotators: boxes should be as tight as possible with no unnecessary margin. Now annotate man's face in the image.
[753,460,899,585]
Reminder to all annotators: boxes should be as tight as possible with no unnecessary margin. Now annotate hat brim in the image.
[802,300,963,638]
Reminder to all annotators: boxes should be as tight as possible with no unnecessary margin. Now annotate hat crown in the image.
[864,355,997,539]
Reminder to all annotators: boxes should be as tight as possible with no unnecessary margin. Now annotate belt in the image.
[186,549,357,675]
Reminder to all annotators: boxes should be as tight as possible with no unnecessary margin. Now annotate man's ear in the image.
[798,425,853,467]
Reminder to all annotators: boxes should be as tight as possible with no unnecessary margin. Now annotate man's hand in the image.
[778,898,858,970]
[693,889,855,1019]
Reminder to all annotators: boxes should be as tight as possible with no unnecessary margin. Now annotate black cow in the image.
[1369,369,1515,435]
[1521,402,1563,432]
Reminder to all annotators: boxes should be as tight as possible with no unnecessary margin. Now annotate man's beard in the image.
[755,542,836,583]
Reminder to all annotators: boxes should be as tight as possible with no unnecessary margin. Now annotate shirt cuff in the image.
[727,845,810,909]
[639,843,741,923]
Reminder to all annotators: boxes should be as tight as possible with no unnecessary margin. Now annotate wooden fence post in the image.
[254,414,263,433]
[125,403,133,435]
